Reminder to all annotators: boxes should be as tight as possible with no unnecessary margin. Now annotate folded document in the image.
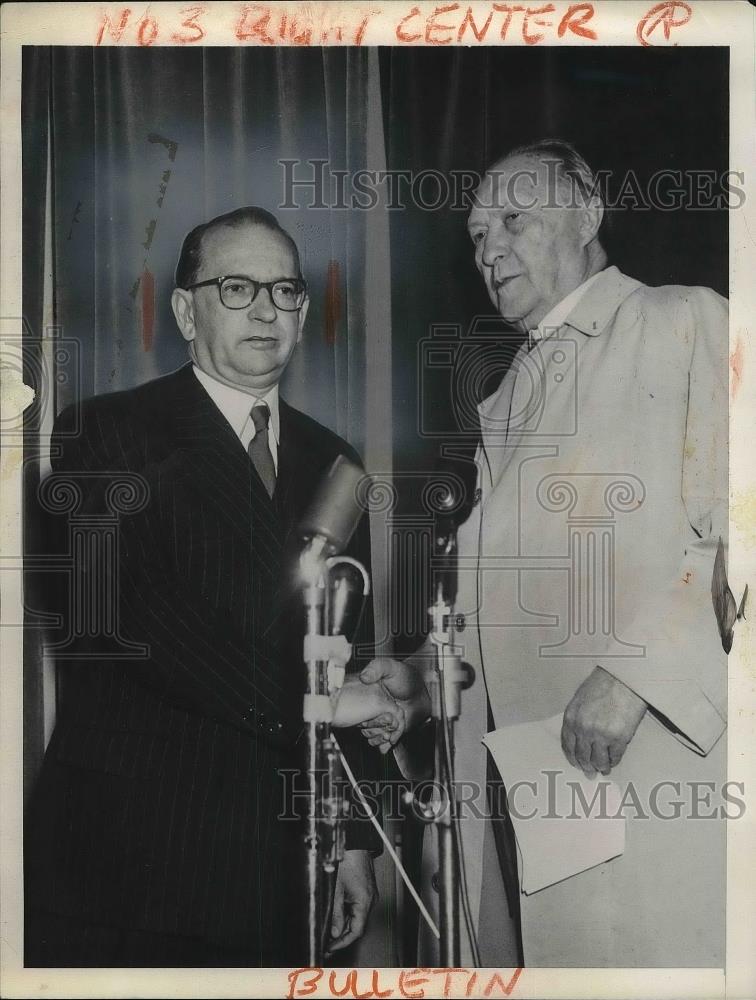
[483,714,626,894]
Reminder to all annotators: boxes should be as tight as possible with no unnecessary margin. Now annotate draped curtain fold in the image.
[44,46,383,449]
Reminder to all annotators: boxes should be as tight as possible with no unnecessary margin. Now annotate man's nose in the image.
[249,286,277,322]
[481,229,512,269]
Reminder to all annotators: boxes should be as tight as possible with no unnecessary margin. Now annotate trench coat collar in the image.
[562,264,644,338]
[477,266,644,426]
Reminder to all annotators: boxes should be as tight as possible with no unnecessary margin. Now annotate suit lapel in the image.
[167,364,283,584]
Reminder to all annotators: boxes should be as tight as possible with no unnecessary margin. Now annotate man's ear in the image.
[171,288,196,343]
[296,295,310,343]
[579,195,604,247]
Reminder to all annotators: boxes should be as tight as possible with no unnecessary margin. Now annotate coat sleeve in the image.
[601,287,730,755]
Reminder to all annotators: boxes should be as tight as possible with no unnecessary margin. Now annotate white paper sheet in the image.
[483,714,626,894]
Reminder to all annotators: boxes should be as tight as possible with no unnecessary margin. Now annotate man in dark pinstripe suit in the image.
[25,207,390,967]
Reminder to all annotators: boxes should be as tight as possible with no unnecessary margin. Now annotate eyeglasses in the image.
[185,275,308,312]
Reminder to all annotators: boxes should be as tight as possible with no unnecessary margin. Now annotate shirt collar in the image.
[192,365,280,444]
[529,268,605,347]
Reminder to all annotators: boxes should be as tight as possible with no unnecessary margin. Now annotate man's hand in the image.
[561,666,647,777]
[327,849,377,954]
[358,657,431,754]
[331,673,405,734]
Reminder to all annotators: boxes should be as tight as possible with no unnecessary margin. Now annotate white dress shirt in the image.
[192,365,280,472]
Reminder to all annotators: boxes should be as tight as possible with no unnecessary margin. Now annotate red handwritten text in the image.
[172,5,207,43]
[396,3,597,45]
[97,5,205,45]
[636,0,693,46]
[234,5,379,45]
[286,967,523,999]
[93,2,698,48]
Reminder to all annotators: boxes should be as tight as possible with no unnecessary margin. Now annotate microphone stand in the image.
[427,588,468,964]
[406,518,473,966]
[300,539,370,966]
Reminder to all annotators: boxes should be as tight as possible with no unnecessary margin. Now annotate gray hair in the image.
[494,138,610,242]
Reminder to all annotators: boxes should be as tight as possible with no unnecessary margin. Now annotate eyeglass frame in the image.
[184,274,308,312]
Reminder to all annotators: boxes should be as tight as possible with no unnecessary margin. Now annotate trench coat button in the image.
[454,614,466,632]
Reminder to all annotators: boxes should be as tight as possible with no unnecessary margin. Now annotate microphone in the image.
[296,455,372,958]
[298,455,368,583]
[432,476,465,607]
[434,476,465,536]
[328,562,367,640]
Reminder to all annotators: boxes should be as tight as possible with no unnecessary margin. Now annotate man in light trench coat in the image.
[358,139,740,967]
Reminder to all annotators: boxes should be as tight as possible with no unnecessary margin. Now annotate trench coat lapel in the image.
[562,265,643,338]
[476,266,645,491]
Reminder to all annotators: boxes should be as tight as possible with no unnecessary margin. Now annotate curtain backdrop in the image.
[41,46,388,448]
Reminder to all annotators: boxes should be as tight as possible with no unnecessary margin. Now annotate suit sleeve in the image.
[601,287,730,755]
[51,403,294,742]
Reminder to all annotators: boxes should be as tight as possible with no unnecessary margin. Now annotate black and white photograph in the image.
[1,2,755,997]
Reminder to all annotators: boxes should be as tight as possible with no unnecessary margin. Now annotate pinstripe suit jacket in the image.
[25,362,379,963]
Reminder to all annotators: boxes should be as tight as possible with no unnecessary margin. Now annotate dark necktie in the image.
[248,403,276,498]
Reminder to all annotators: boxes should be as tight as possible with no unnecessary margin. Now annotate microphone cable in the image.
[335,737,440,941]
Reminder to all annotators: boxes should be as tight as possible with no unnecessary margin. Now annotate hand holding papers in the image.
[483,714,626,895]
